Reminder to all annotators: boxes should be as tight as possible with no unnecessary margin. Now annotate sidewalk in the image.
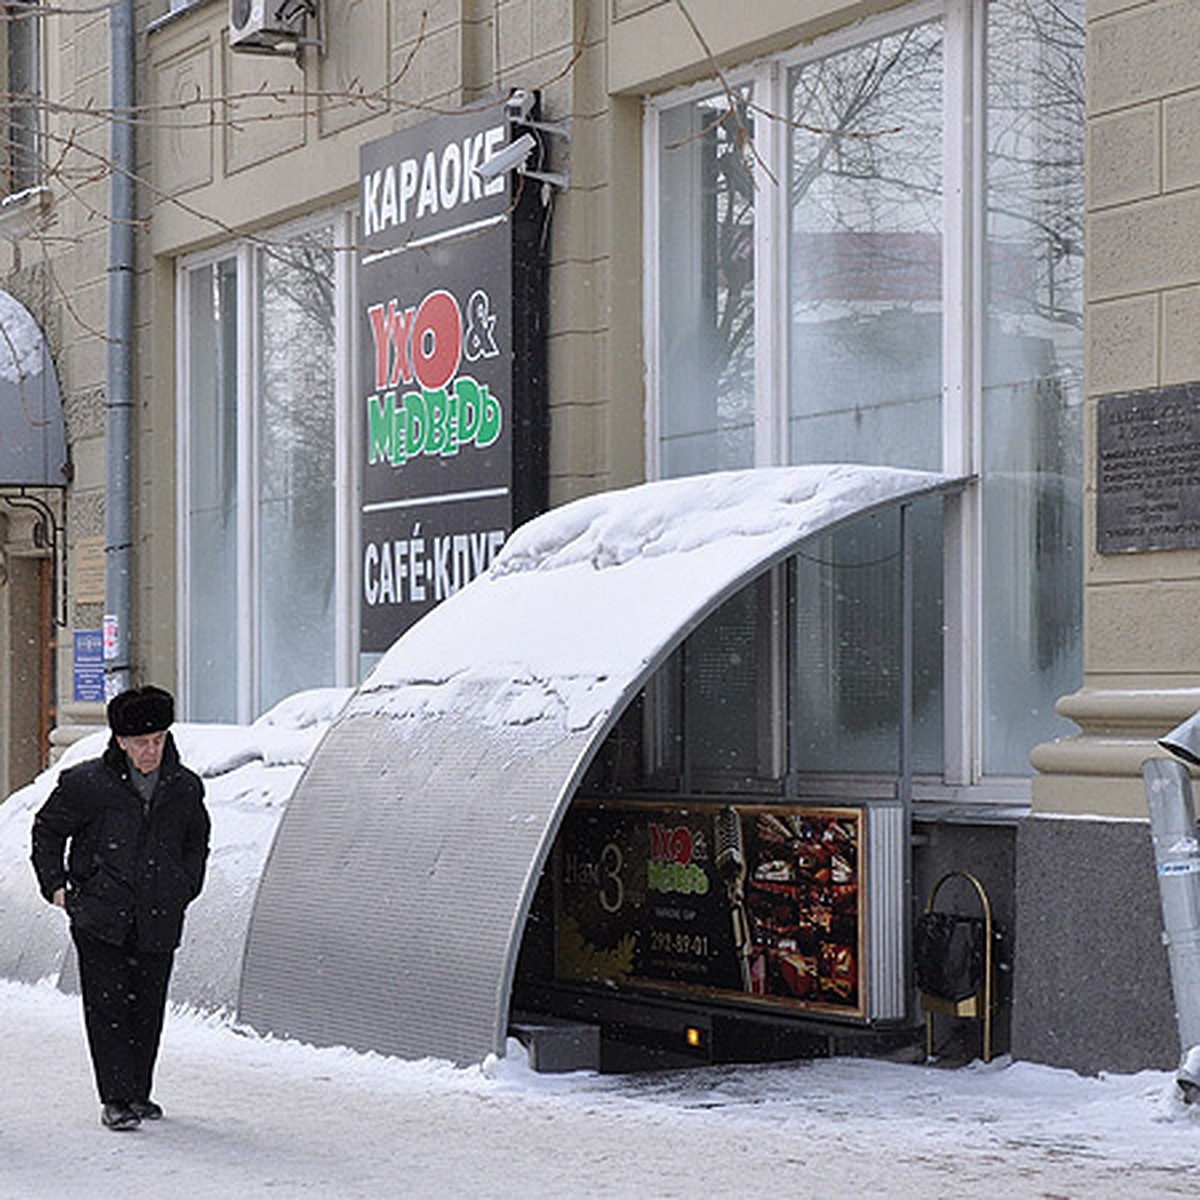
[2,979,1198,1199]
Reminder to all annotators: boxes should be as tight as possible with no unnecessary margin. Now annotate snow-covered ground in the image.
[2,975,1200,1198]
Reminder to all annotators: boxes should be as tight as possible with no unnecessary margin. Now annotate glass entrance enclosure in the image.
[513,493,949,1064]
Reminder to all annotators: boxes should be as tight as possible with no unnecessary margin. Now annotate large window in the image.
[179,216,354,722]
[656,88,755,476]
[980,0,1083,775]
[2,2,40,195]
[648,0,1083,789]
[787,20,944,470]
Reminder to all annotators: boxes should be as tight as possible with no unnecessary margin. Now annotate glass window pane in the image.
[5,4,39,191]
[793,502,943,775]
[684,575,779,786]
[186,258,239,722]
[658,88,755,477]
[639,575,780,792]
[982,0,1084,774]
[257,230,337,712]
[787,22,943,469]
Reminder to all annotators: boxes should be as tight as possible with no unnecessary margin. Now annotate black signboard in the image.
[554,799,866,1020]
[1097,385,1200,554]
[358,101,547,652]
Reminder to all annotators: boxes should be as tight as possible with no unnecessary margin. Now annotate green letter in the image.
[455,377,481,444]
[424,388,449,456]
[403,391,427,460]
[476,384,502,449]
[367,392,395,465]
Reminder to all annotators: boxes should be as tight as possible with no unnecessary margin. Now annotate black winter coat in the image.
[31,733,210,952]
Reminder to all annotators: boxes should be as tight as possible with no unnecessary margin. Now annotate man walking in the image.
[31,685,210,1131]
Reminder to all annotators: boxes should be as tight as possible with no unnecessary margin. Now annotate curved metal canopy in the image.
[238,465,964,1063]
[0,291,67,488]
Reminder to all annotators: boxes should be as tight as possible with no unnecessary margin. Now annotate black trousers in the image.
[71,927,174,1105]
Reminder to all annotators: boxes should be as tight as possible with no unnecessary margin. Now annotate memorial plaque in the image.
[73,535,105,603]
[1097,385,1200,554]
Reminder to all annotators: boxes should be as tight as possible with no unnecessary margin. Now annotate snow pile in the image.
[3,974,1200,1198]
[0,687,351,1010]
[492,465,924,573]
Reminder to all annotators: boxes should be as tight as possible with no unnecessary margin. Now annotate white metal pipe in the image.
[1142,756,1200,1053]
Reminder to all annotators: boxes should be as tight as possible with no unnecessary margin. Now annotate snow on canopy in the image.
[359,463,955,733]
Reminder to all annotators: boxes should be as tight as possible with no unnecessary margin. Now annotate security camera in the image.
[475,132,537,183]
[505,89,535,122]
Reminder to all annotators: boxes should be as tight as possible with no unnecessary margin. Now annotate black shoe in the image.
[101,1103,140,1131]
[130,1099,163,1121]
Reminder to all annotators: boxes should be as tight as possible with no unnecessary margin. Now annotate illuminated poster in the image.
[357,101,547,652]
[555,800,866,1019]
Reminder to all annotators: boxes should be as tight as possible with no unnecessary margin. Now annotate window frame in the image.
[176,210,358,723]
[1,0,43,199]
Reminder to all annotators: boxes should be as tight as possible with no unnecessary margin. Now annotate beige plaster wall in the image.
[1033,0,1200,816]
[23,0,1145,799]
[607,0,906,94]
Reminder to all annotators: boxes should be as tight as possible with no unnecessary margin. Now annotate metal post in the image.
[898,503,913,815]
[899,502,914,1020]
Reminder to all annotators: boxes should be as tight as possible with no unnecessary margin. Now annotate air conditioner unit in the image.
[229,0,302,53]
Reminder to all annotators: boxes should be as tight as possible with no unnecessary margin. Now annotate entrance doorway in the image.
[4,550,53,796]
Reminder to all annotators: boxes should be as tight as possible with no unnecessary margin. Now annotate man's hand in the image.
[51,888,66,909]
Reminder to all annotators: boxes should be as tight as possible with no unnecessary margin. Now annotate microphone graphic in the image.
[714,806,754,992]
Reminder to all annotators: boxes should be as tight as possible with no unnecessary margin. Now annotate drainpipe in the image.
[1145,707,1200,1100]
[104,0,135,698]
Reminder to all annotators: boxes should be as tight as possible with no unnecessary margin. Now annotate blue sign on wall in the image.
[73,629,104,703]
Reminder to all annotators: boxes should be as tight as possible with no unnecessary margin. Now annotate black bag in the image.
[914,910,987,1002]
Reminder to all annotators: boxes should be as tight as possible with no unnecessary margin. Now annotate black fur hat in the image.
[108,685,175,736]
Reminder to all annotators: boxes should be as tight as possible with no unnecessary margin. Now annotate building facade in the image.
[0,0,1195,1073]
